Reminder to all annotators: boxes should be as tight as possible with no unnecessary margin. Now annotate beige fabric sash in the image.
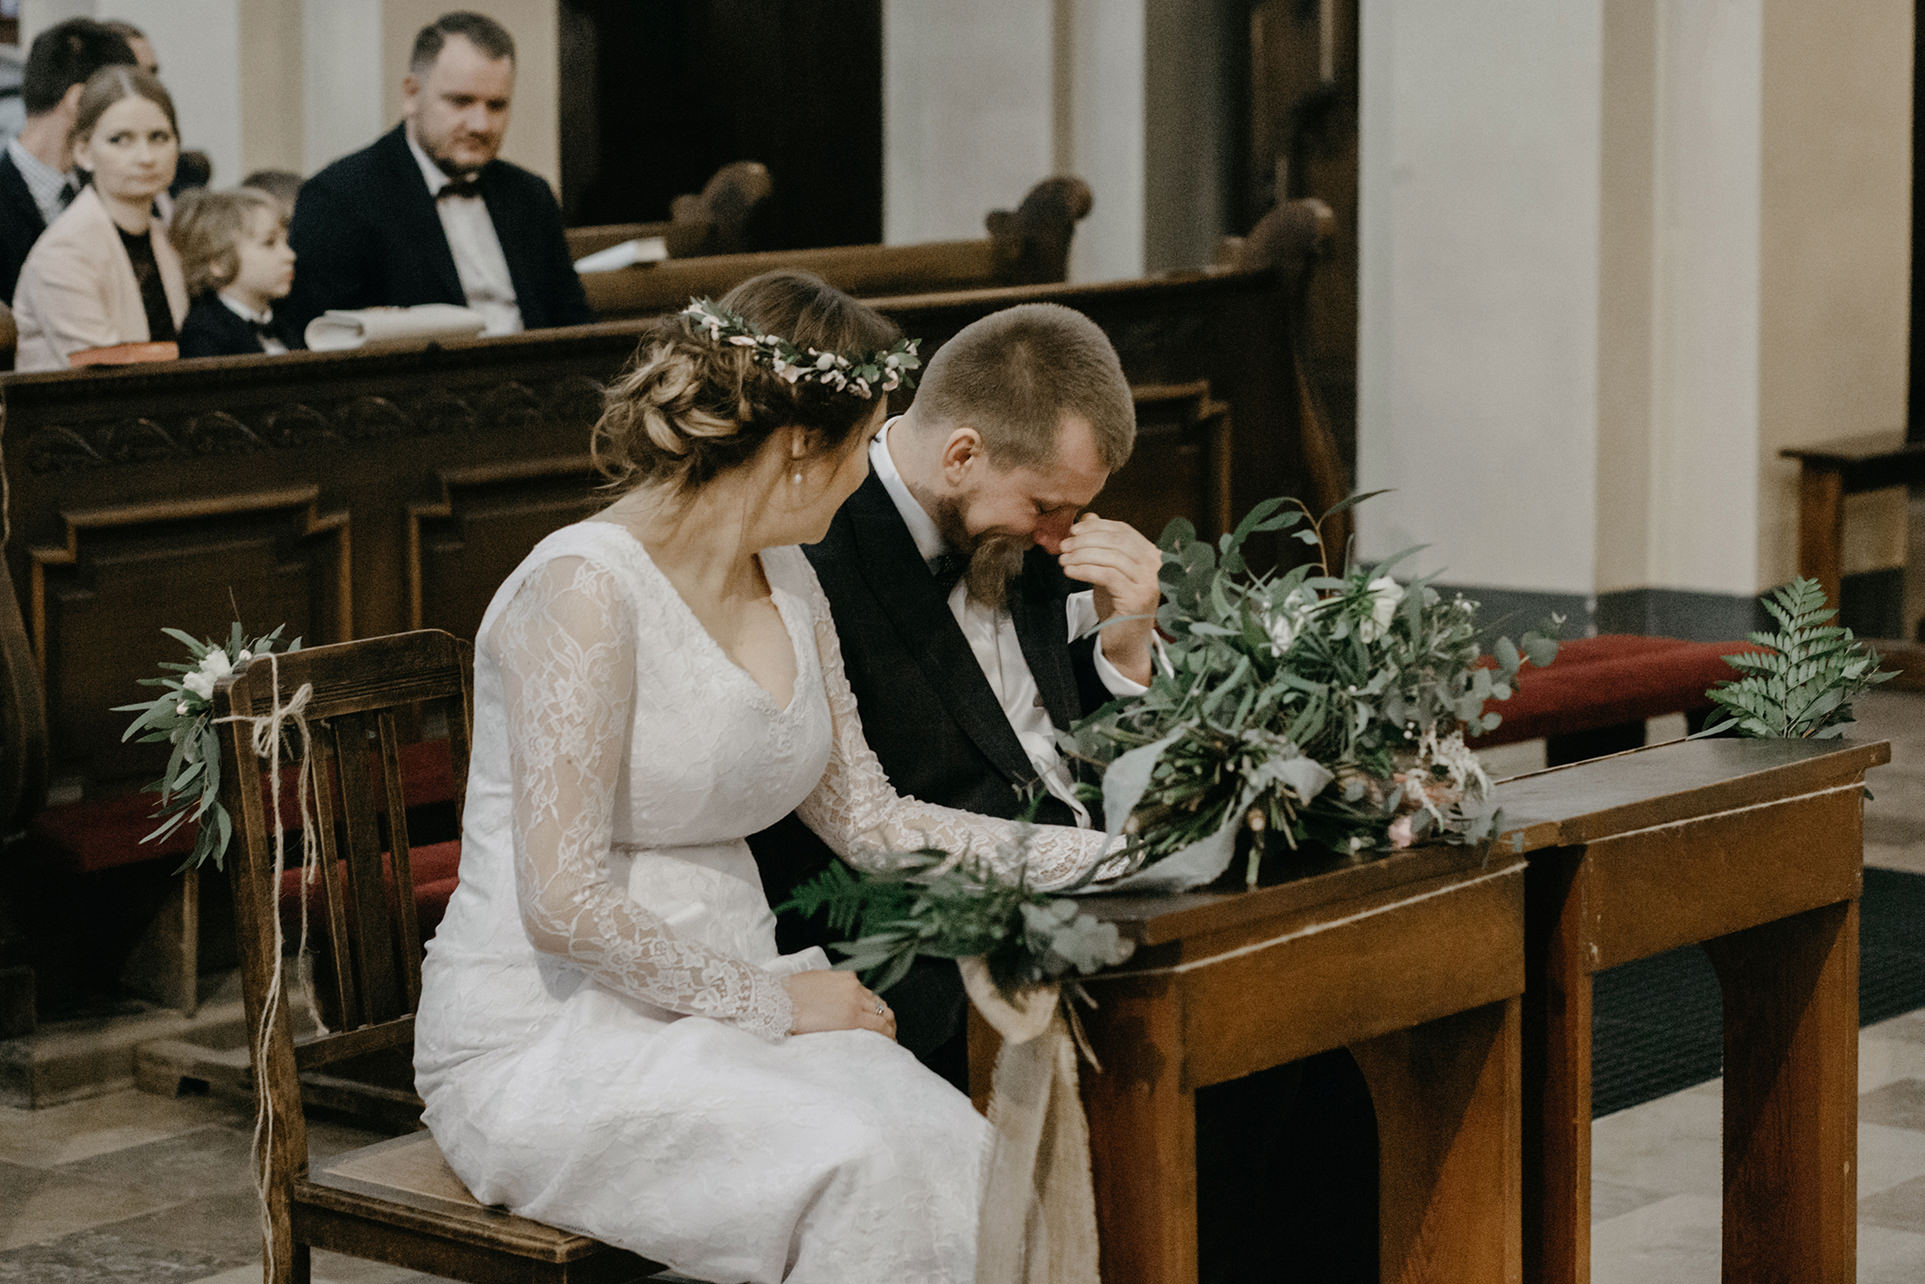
[962,958,1101,1284]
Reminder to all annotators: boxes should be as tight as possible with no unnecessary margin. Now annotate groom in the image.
[751,301,1160,1083]
[752,300,1379,1281]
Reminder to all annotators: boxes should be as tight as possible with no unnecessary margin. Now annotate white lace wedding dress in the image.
[414,519,1117,1284]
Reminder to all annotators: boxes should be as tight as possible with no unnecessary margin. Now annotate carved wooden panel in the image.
[409,457,606,642]
[1102,382,1234,546]
[28,490,349,790]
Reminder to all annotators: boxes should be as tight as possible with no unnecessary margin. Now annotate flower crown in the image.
[679,298,921,399]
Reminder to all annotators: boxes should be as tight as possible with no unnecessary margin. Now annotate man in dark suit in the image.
[752,302,1162,1085]
[0,19,137,303]
[752,302,1377,1281]
[280,11,589,346]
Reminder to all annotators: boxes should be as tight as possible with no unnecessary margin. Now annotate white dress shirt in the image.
[870,419,1147,826]
[218,293,288,354]
[406,130,523,336]
[7,138,72,227]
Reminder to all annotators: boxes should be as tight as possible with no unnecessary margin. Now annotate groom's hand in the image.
[1059,512,1160,686]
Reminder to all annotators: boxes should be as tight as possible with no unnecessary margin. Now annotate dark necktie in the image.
[929,552,969,596]
[437,176,482,202]
[54,178,77,211]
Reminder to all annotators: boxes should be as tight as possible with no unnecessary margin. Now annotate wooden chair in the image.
[214,630,665,1283]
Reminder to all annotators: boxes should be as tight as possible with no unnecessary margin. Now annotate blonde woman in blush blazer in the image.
[13,66,184,371]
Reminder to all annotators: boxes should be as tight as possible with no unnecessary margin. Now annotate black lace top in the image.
[115,224,176,343]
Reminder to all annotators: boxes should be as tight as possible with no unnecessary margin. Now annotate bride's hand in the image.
[783,970,897,1040]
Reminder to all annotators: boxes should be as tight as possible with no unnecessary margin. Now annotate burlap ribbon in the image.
[961,958,1101,1284]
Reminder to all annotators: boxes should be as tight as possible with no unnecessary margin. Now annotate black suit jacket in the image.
[0,153,48,305]
[751,471,1112,925]
[178,294,269,358]
[280,124,591,345]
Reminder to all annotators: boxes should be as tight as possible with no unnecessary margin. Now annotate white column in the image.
[881,0,1055,246]
[1640,0,1763,597]
[882,0,1154,280]
[302,0,385,174]
[1356,0,1605,596]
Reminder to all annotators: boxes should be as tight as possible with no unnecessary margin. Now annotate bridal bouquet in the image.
[1065,495,1558,886]
[781,842,1134,1002]
[113,622,301,871]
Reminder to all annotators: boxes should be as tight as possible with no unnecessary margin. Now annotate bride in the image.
[413,269,1125,1283]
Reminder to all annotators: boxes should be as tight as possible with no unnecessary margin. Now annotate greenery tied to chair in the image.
[113,622,301,871]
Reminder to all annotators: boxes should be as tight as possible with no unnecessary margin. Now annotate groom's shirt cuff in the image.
[1066,591,1158,698]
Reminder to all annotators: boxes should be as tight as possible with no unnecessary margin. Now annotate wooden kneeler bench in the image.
[1472,634,1750,765]
[215,631,667,1283]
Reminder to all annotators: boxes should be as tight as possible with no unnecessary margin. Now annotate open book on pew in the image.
[305,304,488,352]
[572,236,671,273]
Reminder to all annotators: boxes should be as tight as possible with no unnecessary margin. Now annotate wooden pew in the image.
[582,177,1095,322]
[565,160,774,262]
[0,199,1339,1015]
[1780,431,1925,689]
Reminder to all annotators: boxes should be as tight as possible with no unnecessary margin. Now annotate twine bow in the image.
[961,958,1101,1284]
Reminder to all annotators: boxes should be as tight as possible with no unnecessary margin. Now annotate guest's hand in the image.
[783,970,897,1040]
[1059,512,1161,685]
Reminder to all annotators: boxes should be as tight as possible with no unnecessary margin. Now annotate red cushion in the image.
[26,789,196,874]
[1473,635,1756,747]
[29,739,460,877]
[277,839,463,948]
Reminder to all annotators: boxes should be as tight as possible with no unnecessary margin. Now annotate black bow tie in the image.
[929,552,969,596]
[436,176,483,201]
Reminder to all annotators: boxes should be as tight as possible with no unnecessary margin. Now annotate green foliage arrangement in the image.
[1065,494,1559,885]
[113,623,301,871]
[1703,577,1893,739]
[780,844,1135,1001]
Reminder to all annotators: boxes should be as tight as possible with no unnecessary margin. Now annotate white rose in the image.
[1358,576,1404,643]
[181,648,233,700]
[1260,588,1314,657]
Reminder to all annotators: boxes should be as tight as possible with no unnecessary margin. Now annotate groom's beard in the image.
[929,495,1029,612]
[963,533,1030,611]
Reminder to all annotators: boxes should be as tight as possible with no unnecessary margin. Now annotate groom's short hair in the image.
[910,303,1134,472]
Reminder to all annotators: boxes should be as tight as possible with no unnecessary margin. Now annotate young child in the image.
[169,187,297,358]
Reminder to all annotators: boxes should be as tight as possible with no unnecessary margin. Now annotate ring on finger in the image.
[873,997,887,1016]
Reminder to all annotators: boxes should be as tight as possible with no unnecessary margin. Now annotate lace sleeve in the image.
[490,555,794,1041]
[788,566,1131,892]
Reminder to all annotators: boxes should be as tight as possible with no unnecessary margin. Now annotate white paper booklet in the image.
[304,304,489,351]
[572,236,671,273]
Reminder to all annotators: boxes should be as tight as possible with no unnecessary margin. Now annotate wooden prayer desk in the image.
[1012,841,1530,1284]
[1499,737,1889,1284]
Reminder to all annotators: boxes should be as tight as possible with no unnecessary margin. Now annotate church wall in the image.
[1362,0,1912,639]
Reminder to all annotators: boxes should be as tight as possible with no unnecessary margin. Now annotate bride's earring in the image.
[791,467,804,486]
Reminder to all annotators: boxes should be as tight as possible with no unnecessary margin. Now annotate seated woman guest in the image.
[414,269,1127,1283]
[12,66,184,371]
[170,187,296,357]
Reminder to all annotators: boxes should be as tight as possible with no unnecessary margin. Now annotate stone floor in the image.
[0,691,1921,1282]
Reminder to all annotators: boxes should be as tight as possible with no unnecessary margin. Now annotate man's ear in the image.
[400,73,421,117]
[939,426,983,479]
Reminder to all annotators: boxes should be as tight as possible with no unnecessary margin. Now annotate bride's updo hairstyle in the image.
[594,269,904,494]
